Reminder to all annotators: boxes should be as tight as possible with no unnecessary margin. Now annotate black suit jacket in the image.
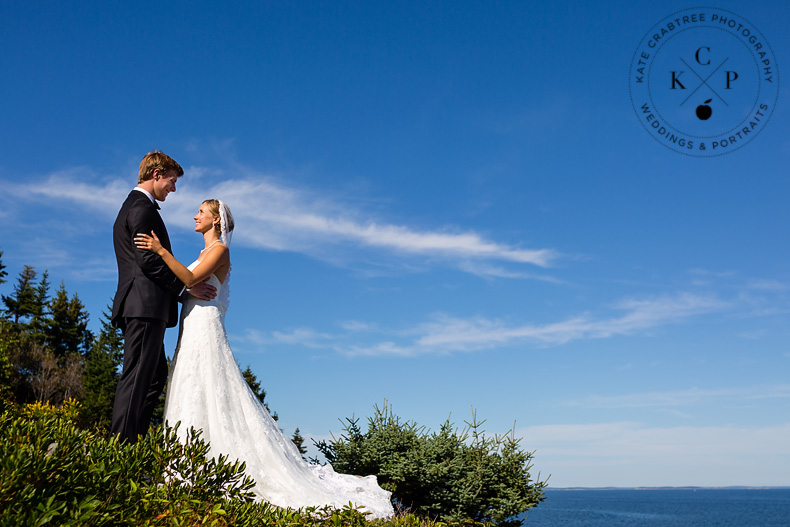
[111,191,184,328]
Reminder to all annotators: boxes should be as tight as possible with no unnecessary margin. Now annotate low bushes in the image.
[316,405,547,526]
[0,400,490,526]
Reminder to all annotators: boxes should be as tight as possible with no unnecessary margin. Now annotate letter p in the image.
[726,71,739,89]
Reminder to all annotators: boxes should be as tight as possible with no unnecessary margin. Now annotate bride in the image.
[134,199,394,519]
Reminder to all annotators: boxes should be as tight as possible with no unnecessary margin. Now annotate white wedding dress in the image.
[164,262,394,519]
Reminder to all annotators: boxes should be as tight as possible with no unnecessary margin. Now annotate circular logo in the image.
[629,7,779,156]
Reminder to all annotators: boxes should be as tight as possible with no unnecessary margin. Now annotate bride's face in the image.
[194,204,217,234]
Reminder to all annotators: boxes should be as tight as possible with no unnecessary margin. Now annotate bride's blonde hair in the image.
[203,199,234,237]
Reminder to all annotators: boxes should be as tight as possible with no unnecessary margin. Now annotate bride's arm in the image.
[134,231,228,288]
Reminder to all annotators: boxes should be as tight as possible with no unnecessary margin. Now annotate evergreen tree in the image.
[240,364,312,456]
[2,266,40,325]
[0,320,34,403]
[1,266,49,404]
[28,277,87,405]
[29,270,51,339]
[0,251,11,402]
[241,364,278,421]
[0,320,14,405]
[47,282,93,358]
[80,305,123,431]
[0,248,7,285]
[0,267,88,406]
[291,427,308,457]
[317,405,547,525]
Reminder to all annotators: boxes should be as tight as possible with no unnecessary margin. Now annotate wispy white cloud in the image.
[341,320,378,332]
[245,292,728,357]
[193,178,555,266]
[7,168,131,217]
[240,327,335,349]
[687,268,737,277]
[737,329,769,340]
[746,279,790,292]
[457,261,566,282]
[7,167,558,277]
[271,328,335,348]
[402,293,726,355]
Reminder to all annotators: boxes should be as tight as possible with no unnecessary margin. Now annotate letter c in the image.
[695,47,711,65]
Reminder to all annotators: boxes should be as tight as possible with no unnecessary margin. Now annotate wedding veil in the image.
[217,200,233,248]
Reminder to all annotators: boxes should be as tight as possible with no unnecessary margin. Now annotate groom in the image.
[111,150,214,443]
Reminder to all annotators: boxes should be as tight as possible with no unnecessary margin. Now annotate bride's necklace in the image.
[201,240,221,253]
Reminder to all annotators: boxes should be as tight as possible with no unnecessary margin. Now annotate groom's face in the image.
[152,169,179,202]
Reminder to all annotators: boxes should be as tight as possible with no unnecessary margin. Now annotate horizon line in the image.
[547,486,790,491]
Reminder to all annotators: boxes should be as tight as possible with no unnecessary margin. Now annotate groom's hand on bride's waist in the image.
[186,279,217,300]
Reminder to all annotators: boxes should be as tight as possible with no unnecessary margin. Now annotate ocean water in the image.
[519,488,790,526]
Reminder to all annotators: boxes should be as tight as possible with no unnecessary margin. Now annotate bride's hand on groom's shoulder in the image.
[134,231,164,255]
[187,279,217,300]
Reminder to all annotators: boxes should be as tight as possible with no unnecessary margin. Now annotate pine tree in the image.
[26,278,87,405]
[0,267,89,406]
[80,305,123,431]
[0,250,11,402]
[0,320,13,404]
[241,364,278,421]
[291,427,308,457]
[29,270,51,339]
[47,282,93,358]
[2,266,40,325]
[1,266,49,404]
[0,248,7,285]
[240,364,310,455]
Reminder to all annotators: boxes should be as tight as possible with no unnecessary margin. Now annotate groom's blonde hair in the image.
[138,150,184,183]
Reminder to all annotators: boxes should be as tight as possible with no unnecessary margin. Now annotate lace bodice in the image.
[186,260,230,314]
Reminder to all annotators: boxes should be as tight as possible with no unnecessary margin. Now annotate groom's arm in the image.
[183,280,216,301]
[127,202,184,296]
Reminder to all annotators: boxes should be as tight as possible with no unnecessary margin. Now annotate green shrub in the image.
[0,399,257,526]
[316,404,547,526]
[0,400,490,526]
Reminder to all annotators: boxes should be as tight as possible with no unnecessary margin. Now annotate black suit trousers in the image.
[111,317,169,443]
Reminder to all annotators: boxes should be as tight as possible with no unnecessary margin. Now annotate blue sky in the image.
[1,0,788,487]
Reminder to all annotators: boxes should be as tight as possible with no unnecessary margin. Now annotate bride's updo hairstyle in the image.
[204,199,234,236]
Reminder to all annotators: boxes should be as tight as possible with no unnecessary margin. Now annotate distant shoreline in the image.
[548,486,790,491]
